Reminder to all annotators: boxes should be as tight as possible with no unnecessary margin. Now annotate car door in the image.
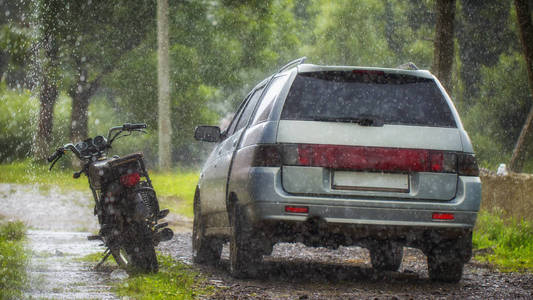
[203,86,265,227]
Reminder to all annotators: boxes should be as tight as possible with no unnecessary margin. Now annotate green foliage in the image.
[462,52,531,170]
[0,82,37,162]
[114,255,213,299]
[306,0,433,68]
[473,209,533,271]
[151,171,199,218]
[0,83,73,163]
[0,220,27,299]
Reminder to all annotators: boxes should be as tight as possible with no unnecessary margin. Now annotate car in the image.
[193,57,481,282]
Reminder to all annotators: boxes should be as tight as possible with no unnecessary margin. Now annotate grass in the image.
[114,255,214,299]
[0,219,28,299]
[473,209,533,271]
[150,171,198,218]
[79,253,213,299]
[0,160,199,218]
[79,251,214,299]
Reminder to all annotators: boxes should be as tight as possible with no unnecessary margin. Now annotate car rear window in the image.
[280,71,457,128]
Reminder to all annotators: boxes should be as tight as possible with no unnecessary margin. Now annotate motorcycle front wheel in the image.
[110,222,158,273]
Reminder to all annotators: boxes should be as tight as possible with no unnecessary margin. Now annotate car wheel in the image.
[427,252,464,283]
[229,203,262,278]
[369,241,403,272]
[192,189,222,265]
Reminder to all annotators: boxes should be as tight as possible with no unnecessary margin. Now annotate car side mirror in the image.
[194,126,221,142]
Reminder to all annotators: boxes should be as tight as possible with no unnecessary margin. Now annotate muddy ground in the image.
[1,183,532,299]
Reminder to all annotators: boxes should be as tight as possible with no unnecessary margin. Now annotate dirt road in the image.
[160,232,533,299]
[1,183,532,299]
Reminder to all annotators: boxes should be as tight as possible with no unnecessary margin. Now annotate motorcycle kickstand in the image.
[95,248,112,270]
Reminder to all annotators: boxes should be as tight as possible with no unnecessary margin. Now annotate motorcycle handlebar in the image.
[123,123,147,131]
[47,148,64,163]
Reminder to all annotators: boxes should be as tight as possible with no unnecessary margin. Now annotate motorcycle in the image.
[48,123,173,273]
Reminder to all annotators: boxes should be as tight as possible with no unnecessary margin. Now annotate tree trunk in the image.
[509,0,533,172]
[34,76,58,160]
[70,91,91,144]
[69,66,100,144]
[158,0,172,170]
[34,0,60,161]
[433,0,456,92]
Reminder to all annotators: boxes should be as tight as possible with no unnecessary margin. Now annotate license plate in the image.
[332,171,409,192]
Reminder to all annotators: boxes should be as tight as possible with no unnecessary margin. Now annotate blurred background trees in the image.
[0,0,532,171]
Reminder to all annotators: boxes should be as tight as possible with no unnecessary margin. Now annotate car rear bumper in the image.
[238,167,481,229]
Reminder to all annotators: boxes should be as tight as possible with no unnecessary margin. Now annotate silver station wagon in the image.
[193,58,481,282]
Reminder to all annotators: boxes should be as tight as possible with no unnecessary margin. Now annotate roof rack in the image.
[397,62,419,70]
[277,56,307,73]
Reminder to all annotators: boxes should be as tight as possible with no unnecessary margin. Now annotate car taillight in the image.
[457,153,479,176]
[250,143,477,176]
[291,144,458,173]
[120,172,140,187]
[250,145,282,167]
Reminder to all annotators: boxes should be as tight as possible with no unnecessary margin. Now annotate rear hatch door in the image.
[277,70,462,201]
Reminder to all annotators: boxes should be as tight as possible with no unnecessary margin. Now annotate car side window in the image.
[234,86,265,132]
[225,94,251,137]
[252,75,288,125]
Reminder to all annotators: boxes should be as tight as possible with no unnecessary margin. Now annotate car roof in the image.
[296,63,434,79]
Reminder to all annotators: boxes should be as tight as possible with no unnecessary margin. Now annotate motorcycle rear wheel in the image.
[110,222,158,273]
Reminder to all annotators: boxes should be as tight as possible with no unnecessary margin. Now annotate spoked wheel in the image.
[110,222,158,273]
[110,246,129,268]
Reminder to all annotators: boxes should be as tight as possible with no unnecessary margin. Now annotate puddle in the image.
[26,230,117,299]
[0,184,118,299]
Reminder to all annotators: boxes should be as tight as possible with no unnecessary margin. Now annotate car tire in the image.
[369,241,403,272]
[192,189,222,265]
[427,253,464,283]
[229,202,262,278]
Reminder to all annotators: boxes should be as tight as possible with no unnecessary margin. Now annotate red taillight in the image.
[285,205,309,214]
[249,143,478,176]
[432,212,454,220]
[250,145,282,167]
[457,153,479,176]
[293,144,457,173]
[120,172,140,187]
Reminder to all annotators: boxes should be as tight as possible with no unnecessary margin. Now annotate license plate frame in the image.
[332,171,409,193]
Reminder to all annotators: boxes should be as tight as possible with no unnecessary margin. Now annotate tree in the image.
[432,0,456,92]
[158,0,171,169]
[59,1,155,143]
[456,0,514,105]
[34,0,61,161]
[509,0,533,172]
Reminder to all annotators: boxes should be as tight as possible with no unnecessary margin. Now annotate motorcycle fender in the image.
[127,192,149,222]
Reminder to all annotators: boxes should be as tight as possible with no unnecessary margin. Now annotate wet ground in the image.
[0,183,117,299]
[159,233,533,299]
[1,183,532,299]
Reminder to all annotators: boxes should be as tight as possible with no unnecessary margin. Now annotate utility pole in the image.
[157,0,172,170]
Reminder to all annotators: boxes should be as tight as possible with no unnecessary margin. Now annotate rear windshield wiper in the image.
[311,116,384,126]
